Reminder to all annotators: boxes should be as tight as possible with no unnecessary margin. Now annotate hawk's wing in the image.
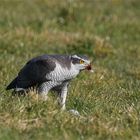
[6,57,56,89]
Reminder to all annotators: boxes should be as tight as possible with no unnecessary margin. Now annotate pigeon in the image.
[6,54,92,110]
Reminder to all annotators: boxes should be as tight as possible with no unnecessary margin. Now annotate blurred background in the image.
[0,0,140,139]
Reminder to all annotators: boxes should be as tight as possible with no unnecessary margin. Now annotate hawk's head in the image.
[71,55,93,72]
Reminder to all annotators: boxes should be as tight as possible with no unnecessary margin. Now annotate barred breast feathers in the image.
[46,62,79,82]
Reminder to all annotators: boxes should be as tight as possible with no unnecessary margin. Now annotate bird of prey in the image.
[6,54,92,110]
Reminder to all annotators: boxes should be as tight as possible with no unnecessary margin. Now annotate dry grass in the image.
[0,0,140,140]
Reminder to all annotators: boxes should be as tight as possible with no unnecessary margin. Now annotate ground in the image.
[0,0,140,140]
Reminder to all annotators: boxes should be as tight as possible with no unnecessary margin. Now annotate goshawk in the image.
[6,54,92,110]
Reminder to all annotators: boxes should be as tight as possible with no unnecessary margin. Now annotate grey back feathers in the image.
[6,56,56,89]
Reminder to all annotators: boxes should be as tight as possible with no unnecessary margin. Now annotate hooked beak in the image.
[86,64,94,72]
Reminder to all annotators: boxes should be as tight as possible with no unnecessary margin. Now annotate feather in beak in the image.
[86,64,94,72]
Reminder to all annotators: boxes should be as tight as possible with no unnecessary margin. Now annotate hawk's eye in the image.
[80,60,84,64]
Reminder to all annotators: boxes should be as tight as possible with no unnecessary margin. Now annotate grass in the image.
[0,0,140,139]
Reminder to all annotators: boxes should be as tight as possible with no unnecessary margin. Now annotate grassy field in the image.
[0,0,140,139]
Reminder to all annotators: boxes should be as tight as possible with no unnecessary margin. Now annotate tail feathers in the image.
[6,77,18,90]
